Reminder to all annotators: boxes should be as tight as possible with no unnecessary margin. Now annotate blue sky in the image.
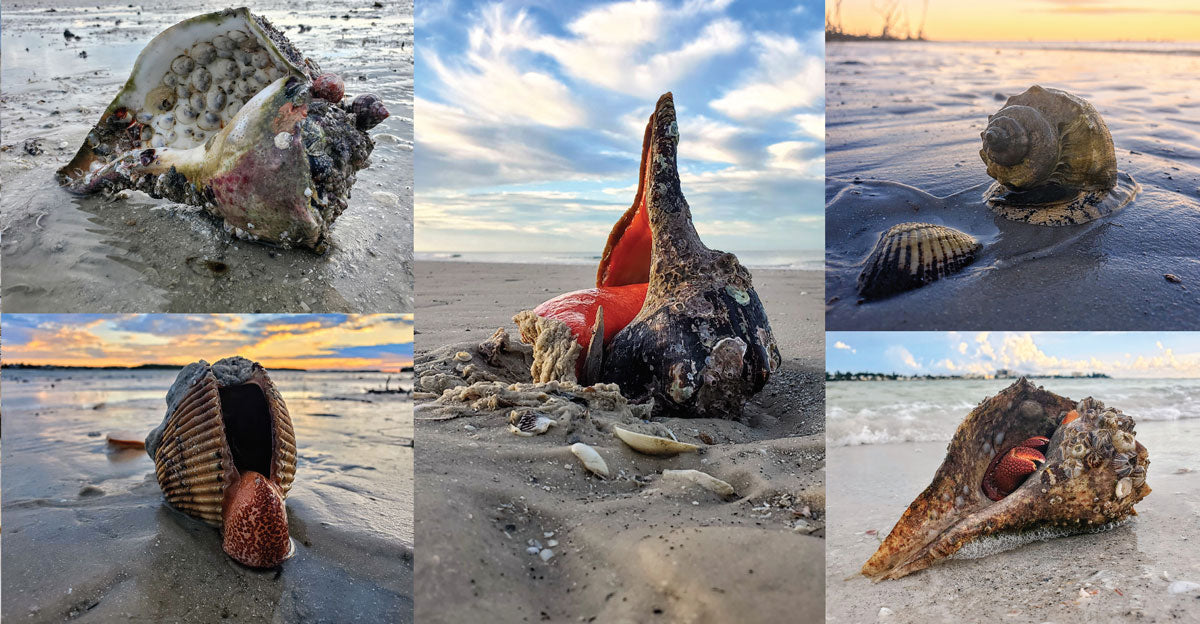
[414,0,824,254]
[827,332,1200,378]
[1,314,414,370]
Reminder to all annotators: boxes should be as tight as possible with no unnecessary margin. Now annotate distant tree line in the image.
[825,0,929,42]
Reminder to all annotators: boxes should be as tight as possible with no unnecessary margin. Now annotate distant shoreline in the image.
[826,372,1112,381]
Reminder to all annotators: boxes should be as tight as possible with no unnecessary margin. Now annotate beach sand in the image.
[825,41,1200,330]
[1,369,414,623]
[0,0,414,313]
[413,260,826,623]
[827,414,1200,623]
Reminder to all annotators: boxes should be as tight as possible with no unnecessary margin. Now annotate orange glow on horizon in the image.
[3,314,414,372]
[829,0,1200,42]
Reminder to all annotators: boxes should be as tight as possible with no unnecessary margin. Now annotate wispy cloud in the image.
[415,1,825,253]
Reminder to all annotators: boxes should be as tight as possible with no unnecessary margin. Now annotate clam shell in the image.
[612,425,698,456]
[146,356,296,527]
[509,411,557,437]
[569,442,609,478]
[857,222,980,300]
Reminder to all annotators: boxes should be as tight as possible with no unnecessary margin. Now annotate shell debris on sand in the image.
[612,425,698,456]
[857,222,980,300]
[661,469,736,497]
[570,443,610,478]
[106,430,146,448]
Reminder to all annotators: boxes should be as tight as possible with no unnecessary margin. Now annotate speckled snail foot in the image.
[513,93,780,419]
[56,8,384,252]
[146,357,297,568]
[980,85,1139,225]
[863,379,1150,581]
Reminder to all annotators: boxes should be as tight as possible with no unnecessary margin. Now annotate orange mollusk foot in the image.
[515,93,780,419]
[222,470,292,568]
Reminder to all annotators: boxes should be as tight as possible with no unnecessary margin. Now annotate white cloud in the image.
[834,340,856,353]
[792,113,825,141]
[887,345,922,370]
[958,342,969,354]
[710,33,823,120]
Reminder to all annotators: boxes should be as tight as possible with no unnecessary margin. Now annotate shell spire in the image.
[146,356,297,567]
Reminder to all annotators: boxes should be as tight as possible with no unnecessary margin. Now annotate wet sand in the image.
[414,261,826,623]
[826,42,1200,329]
[0,0,414,313]
[827,415,1200,622]
[1,369,414,623]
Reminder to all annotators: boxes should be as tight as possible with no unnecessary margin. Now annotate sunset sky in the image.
[830,0,1200,42]
[415,0,824,255]
[827,332,1200,378]
[1,314,414,371]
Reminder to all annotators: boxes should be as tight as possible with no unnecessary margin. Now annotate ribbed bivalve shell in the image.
[857,222,980,300]
[146,356,296,527]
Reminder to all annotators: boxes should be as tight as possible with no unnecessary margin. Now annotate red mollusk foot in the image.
[982,436,1049,501]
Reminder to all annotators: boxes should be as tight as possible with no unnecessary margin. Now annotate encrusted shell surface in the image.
[980,85,1136,225]
[863,379,1150,581]
[857,222,980,300]
[145,356,297,527]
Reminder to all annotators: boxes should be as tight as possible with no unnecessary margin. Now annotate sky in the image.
[827,332,1200,378]
[414,0,824,255]
[1,314,414,371]
[829,0,1200,42]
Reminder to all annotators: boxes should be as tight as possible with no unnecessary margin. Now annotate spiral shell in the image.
[980,86,1137,225]
[145,357,296,526]
[981,86,1117,192]
[857,222,980,300]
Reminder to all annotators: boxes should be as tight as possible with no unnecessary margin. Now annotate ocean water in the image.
[416,248,824,271]
[825,41,1200,330]
[1,367,414,621]
[827,377,1200,447]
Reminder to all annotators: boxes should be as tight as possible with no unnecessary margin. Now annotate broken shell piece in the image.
[145,356,297,568]
[662,469,735,497]
[857,222,980,300]
[612,425,699,456]
[106,430,147,448]
[569,442,609,478]
[56,8,384,253]
[509,411,557,437]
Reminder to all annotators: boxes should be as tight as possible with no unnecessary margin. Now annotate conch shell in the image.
[514,93,780,418]
[146,356,297,568]
[864,379,1150,581]
[56,8,389,252]
[980,85,1137,225]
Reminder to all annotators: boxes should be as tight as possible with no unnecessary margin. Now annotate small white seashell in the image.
[274,131,292,149]
[539,548,554,561]
[662,469,735,497]
[570,443,609,478]
[613,425,698,456]
[509,412,556,437]
[454,351,472,362]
